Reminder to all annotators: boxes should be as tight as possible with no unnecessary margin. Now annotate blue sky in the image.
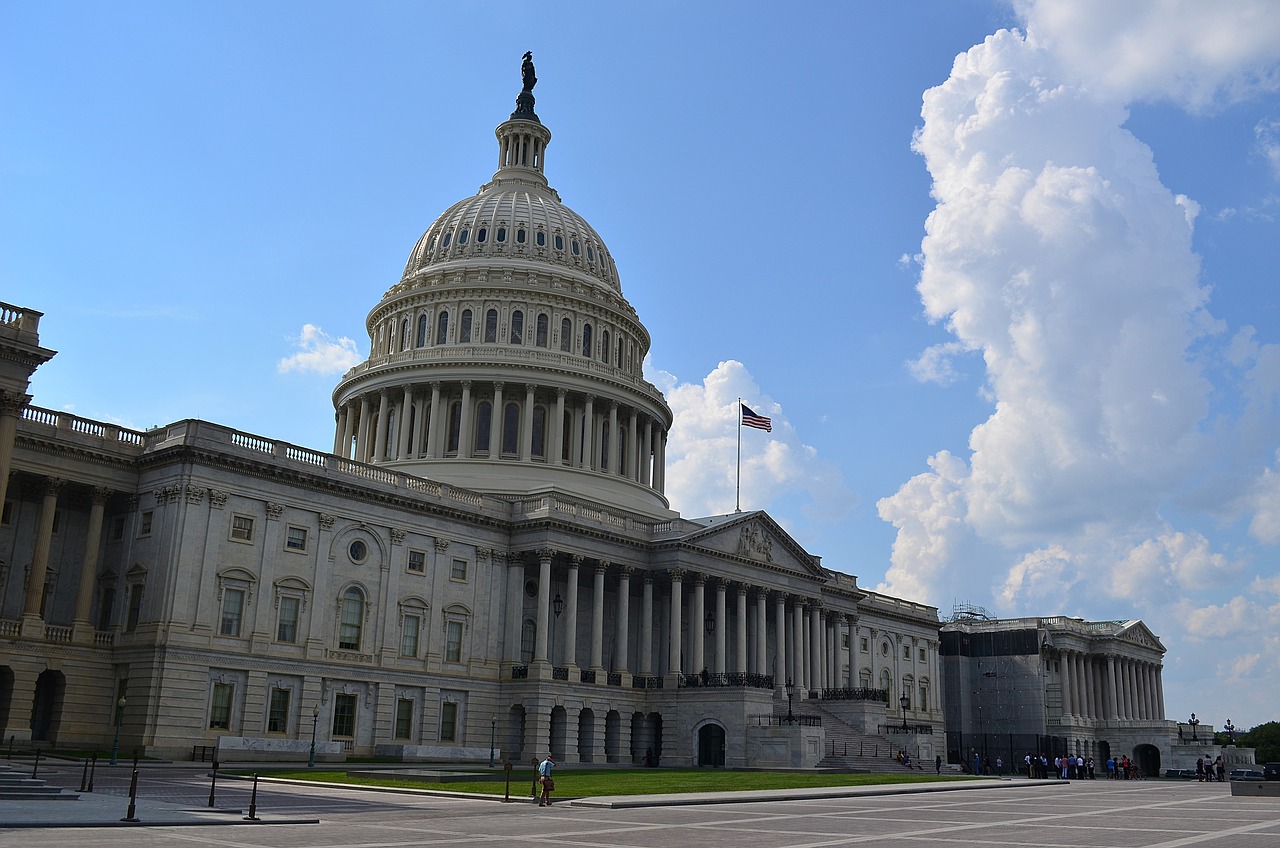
[4,1,1279,729]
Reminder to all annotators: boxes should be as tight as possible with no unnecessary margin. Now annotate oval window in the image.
[571,239,580,255]
[349,540,367,562]
[496,227,507,243]
[587,246,595,262]
[442,232,452,248]
[536,231,546,247]
[517,228,527,244]
[459,228,469,245]
[477,227,487,243]
[554,234,564,251]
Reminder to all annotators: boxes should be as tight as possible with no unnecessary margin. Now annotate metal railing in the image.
[677,672,774,689]
[816,686,889,701]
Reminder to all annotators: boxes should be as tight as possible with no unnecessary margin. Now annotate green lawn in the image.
[244,768,971,797]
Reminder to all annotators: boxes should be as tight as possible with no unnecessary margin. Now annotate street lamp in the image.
[1223,718,1236,745]
[899,690,910,731]
[704,610,715,636]
[110,696,126,765]
[784,679,796,724]
[551,592,564,665]
[308,705,319,768]
[489,716,497,768]
[1188,712,1199,741]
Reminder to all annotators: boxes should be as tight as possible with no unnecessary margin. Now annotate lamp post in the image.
[1188,712,1199,742]
[489,716,496,768]
[784,678,795,724]
[308,705,319,768]
[704,610,714,636]
[110,697,125,766]
[900,690,910,731]
[1223,719,1235,745]
[551,592,564,666]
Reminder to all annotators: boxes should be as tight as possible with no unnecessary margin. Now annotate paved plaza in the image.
[1,760,1277,847]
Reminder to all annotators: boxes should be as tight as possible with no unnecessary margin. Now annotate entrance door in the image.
[1134,743,1161,777]
[30,670,65,743]
[697,723,725,767]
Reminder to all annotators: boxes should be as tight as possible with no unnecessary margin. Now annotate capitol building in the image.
[0,63,947,768]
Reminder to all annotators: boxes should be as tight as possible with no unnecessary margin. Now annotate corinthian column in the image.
[0,391,31,510]
[668,569,684,675]
[72,486,112,642]
[22,477,64,634]
[616,566,632,674]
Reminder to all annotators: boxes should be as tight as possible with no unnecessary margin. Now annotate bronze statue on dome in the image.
[521,51,537,93]
[512,51,540,121]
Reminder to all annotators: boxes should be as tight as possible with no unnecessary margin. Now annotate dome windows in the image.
[476,227,487,244]
[587,245,595,262]
[553,234,564,251]
[560,318,572,352]
[459,309,473,343]
[442,232,452,248]
[484,309,498,343]
[571,239,580,256]
[517,227,527,244]
[458,228,469,245]
[416,314,428,348]
[510,310,524,344]
[496,227,507,243]
[581,323,592,358]
[535,230,546,247]
[436,311,449,345]
[535,313,548,347]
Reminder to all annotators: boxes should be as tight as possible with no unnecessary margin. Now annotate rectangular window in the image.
[230,515,254,542]
[209,683,233,729]
[445,620,463,662]
[903,645,912,660]
[919,684,929,712]
[842,634,850,649]
[439,701,458,742]
[285,526,308,551]
[919,647,927,662]
[395,699,414,740]
[267,688,290,733]
[220,588,245,636]
[401,613,420,657]
[126,584,143,632]
[407,550,426,573]
[332,693,356,737]
[450,558,468,581]
[139,510,153,537]
[110,515,125,542]
[276,596,299,643]
[97,586,115,631]
[860,637,869,653]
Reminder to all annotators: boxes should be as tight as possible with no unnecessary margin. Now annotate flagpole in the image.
[735,397,742,513]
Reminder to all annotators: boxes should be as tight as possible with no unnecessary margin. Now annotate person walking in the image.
[537,754,556,806]
[935,754,942,774]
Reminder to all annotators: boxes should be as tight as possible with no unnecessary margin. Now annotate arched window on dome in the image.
[581,323,592,358]
[587,244,595,263]
[516,227,526,244]
[502,402,520,455]
[535,313,548,348]
[474,402,492,456]
[571,238,580,256]
[616,337,623,367]
[484,309,498,343]
[510,310,524,345]
[442,232,452,248]
[496,226,507,243]
[601,330,610,364]
[553,234,564,252]
[560,318,572,352]
[400,319,409,352]
[436,311,449,345]
[535,230,546,247]
[531,406,546,459]
[446,402,462,456]
[459,309,473,343]
[416,314,428,348]
[476,226,487,244]
[458,228,469,245]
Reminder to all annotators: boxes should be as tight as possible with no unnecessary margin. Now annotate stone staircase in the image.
[806,703,928,774]
[0,763,81,801]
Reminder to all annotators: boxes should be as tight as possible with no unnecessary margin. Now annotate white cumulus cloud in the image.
[277,324,364,376]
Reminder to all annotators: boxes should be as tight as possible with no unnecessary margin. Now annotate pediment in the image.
[1118,620,1165,653]
[676,511,823,578]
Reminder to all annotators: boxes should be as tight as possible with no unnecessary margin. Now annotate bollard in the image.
[208,759,219,807]
[503,761,512,802]
[243,773,260,821]
[531,757,538,802]
[79,756,90,792]
[31,748,41,779]
[120,765,140,822]
[88,754,97,792]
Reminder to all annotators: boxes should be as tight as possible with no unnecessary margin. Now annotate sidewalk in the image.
[0,791,319,828]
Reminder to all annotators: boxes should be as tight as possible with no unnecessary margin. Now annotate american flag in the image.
[740,403,772,432]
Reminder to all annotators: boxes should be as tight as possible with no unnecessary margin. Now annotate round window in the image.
[881,642,890,657]
[349,540,367,562]
[524,579,538,598]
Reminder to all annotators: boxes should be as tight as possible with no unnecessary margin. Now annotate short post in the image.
[531,757,538,802]
[120,765,140,822]
[308,705,319,768]
[79,756,90,792]
[243,773,260,821]
[503,761,512,802]
[110,696,126,766]
[489,716,496,768]
[31,748,41,779]
[87,754,97,792]
[208,759,219,807]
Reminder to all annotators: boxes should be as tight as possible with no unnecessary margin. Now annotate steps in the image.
[0,764,81,801]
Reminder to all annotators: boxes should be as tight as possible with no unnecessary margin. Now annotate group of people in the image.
[1105,755,1143,779]
[1196,755,1226,782]
[1022,753,1107,779]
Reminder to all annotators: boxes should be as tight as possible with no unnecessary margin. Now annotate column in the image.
[1061,651,1074,718]
[22,477,64,631]
[773,592,787,689]
[426,382,443,458]
[521,384,536,461]
[590,562,606,673]
[667,569,684,675]
[641,418,653,486]
[341,401,357,459]
[1079,654,1091,719]
[0,391,32,511]
[1120,660,1131,719]
[564,555,581,668]
[734,583,748,675]
[1106,655,1118,720]
[412,389,427,457]
[792,597,806,690]
[654,430,667,493]
[691,574,705,675]
[333,405,347,455]
[847,616,860,688]
[608,402,619,474]
[639,573,654,675]
[581,395,595,469]
[372,389,390,461]
[396,386,413,459]
[458,381,473,456]
[809,605,823,693]
[505,553,524,663]
[355,394,371,461]
[754,589,768,677]
[1155,665,1166,719]
[72,486,111,640]
[626,410,638,480]
[714,578,727,675]
[553,388,567,466]
[487,382,504,457]
[615,566,632,673]
[535,548,552,664]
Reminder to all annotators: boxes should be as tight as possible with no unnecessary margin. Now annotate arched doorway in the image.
[0,666,14,736]
[577,708,595,763]
[549,705,567,761]
[1134,743,1161,777]
[30,669,65,744]
[507,704,526,762]
[605,710,622,763]
[697,722,725,767]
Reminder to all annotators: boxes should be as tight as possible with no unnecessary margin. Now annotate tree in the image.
[1237,722,1280,763]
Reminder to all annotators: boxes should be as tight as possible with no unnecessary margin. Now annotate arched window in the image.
[860,668,872,688]
[553,234,564,251]
[617,338,623,367]
[446,401,462,455]
[581,323,592,358]
[535,313,548,347]
[560,318,572,352]
[880,668,892,693]
[458,228,469,245]
[400,318,409,351]
[416,314,428,347]
[601,329,610,363]
[502,401,520,455]
[475,401,492,455]
[520,619,536,664]
[484,309,498,343]
[510,310,524,344]
[531,406,546,458]
[436,311,449,345]
[339,587,364,650]
[459,309,473,343]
